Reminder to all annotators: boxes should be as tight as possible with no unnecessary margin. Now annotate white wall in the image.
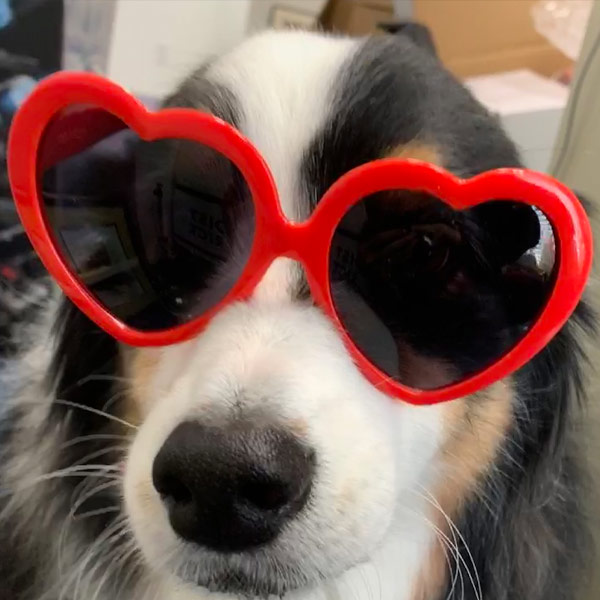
[106,0,252,99]
[63,0,117,73]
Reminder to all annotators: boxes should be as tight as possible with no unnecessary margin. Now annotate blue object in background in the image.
[0,0,12,29]
[0,74,36,118]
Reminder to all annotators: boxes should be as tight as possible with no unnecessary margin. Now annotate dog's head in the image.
[41,31,590,600]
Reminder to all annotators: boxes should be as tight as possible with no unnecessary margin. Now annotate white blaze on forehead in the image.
[206,30,359,221]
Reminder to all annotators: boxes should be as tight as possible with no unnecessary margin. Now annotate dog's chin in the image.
[180,572,297,598]
[175,562,310,598]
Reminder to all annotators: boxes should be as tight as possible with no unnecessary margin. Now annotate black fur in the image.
[301,35,521,211]
[163,70,242,127]
[45,301,124,509]
[0,402,30,595]
[381,22,438,58]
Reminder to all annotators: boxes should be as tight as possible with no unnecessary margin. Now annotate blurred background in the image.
[0,0,598,595]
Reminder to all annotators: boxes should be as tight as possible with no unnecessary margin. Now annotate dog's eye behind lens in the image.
[360,222,462,289]
[329,191,555,391]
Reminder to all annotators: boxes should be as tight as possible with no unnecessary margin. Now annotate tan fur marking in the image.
[122,347,162,426]
[387,142,442,165]
[411,381,514,600]
[287,418,309,438]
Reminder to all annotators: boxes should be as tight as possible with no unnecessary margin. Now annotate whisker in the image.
[414,486,482,600]
[101,389,129,415]
[72,482,121,518]
[60,479,122,569]
[424,493,480,600]
[89,538,139,600]
[1,465,122,499]
[403,504,464,600]
[76,374,136,386]
[113,542,144,599]
[68,464,122,509]
[54,399,138,430]
[68,444,129,469]
[73,506,121,521]
[60,434,131,451]
[55,518,128,600]
[70,520,130,600]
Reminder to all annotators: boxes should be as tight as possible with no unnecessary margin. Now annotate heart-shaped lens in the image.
[329,189,555,390]
[38,105,255,331]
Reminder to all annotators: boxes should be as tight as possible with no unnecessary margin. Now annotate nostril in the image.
[156,474,193,505]
[240,479,289,511]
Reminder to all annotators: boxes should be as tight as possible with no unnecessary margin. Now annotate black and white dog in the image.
[0,30,593,600]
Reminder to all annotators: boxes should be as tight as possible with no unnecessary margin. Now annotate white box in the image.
[464,69,569,172]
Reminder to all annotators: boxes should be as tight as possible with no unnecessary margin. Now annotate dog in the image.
[0,29,593,600]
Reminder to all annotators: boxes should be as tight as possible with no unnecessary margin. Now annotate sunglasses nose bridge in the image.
[270,220,314,263]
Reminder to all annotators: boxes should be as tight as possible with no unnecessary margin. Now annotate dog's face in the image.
[118,31,526,598]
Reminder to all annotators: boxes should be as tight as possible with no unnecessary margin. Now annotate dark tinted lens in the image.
[329,190,555,390]
[39,105,255,331]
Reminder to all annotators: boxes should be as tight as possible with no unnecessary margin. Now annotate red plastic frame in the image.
[7,72,593,405]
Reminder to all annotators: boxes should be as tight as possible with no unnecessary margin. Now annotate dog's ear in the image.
[573,190,592,214]
[474,189,591,266]
[380,21,438,58]
[469,202,541,267]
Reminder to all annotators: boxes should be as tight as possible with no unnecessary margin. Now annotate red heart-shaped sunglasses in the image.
[7,72,593,405]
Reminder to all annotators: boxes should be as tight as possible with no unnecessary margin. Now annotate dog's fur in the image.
[0,30,594,600]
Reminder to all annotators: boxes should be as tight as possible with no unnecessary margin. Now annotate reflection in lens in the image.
[329,190,555,390]
[38,105,255,331]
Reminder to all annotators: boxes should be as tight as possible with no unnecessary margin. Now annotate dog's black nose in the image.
[152,420,315,552]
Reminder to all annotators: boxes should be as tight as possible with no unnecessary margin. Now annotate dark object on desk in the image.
[0,0,63,354]
[0,196,49,355]
[378,21,438,57]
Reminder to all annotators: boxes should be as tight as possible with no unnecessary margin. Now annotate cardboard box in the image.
[320,0,571,78]
[464,69,569,171]
[358,0,393,8]
[320,0,394,36]
[413,0,571,78]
